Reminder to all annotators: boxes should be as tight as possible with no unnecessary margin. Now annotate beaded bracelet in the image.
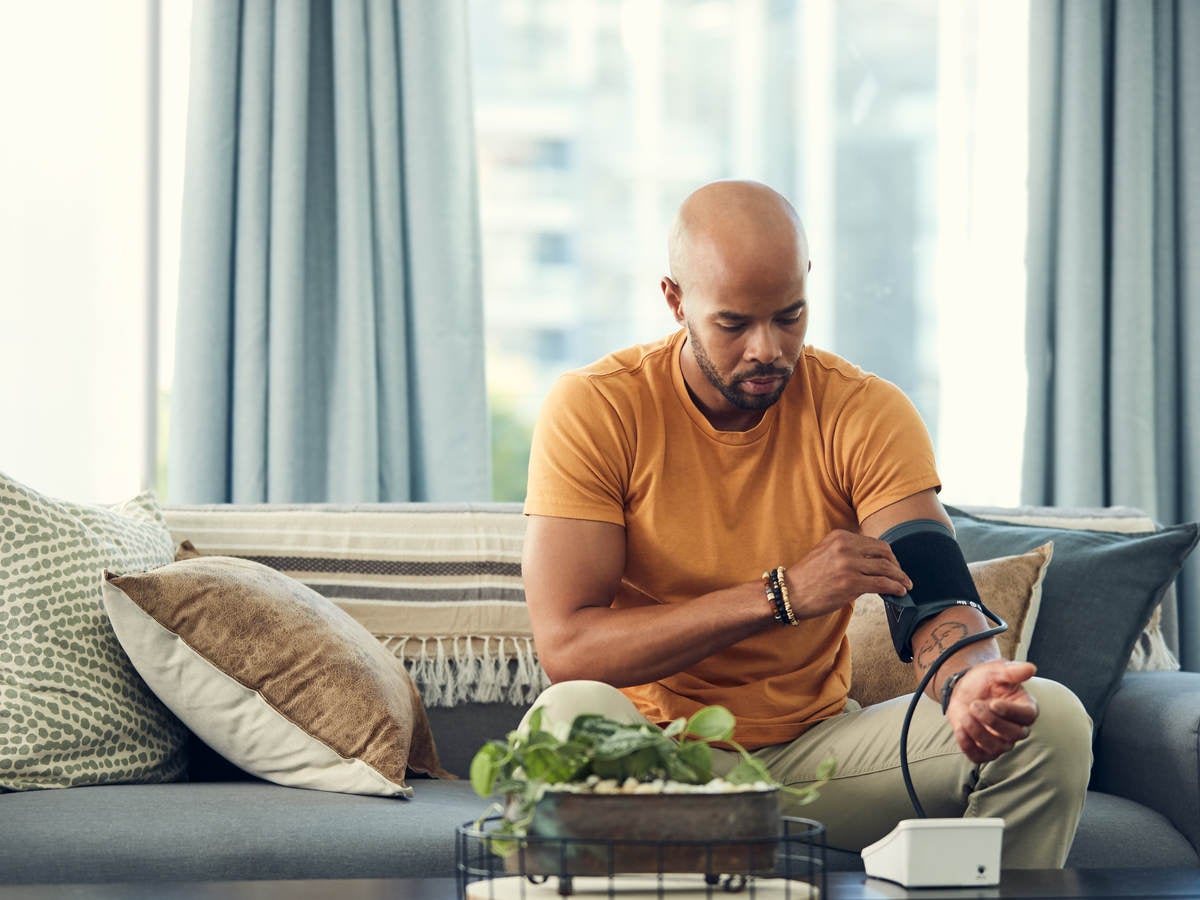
[762,570,789,624]
[773,566,798,626]
[763,567,797,626]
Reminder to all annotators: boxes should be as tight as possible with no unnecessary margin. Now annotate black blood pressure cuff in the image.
[879,519,991,663]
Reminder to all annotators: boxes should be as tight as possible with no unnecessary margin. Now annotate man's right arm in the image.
[523,514,912,686]
[522,515,774,685]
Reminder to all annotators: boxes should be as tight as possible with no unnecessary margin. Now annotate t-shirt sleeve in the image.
[523,373,631,526]
[829,376,942,523]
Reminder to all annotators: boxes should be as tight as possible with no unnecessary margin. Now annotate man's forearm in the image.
[535,580,775,686]
[909,606,1000,704]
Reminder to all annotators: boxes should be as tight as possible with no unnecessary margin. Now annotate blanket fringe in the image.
[1127,626,1181,673]
[377,634,550,707]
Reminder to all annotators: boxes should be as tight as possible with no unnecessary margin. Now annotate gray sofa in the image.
[1,502,1197,884]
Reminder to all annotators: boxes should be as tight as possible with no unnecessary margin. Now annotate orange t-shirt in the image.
[524,329,941,748]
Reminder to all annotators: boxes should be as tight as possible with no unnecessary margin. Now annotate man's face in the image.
[685,302,805,412]
[669,261,809,424]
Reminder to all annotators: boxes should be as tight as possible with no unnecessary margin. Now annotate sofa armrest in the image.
[1092,671,1200,853]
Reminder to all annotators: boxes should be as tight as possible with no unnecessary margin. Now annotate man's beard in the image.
[687,324,793,411]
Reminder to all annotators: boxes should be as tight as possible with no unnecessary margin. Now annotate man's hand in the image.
[944,660,1039,764]
[785,530,913,620]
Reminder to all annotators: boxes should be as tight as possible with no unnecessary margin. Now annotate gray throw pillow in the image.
[945,506,1199,729]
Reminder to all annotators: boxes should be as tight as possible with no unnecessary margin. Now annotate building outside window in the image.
[470,0,1029,505]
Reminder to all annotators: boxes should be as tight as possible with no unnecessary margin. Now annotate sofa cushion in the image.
[959,506,1186,671]
[0,780,488,883]
[102,554,449,797]
[1065,790,1200,868]
[848,543,1052,708]
[946,506,1199,728]
[0,471,186,791]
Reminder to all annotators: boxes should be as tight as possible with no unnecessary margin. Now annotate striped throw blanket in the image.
[163,503,549,707]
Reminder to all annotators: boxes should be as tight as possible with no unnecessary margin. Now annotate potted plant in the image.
[469,704,834,876]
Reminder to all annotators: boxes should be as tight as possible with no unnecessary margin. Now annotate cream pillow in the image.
[102,555,449,797]
[847,542,1053,708]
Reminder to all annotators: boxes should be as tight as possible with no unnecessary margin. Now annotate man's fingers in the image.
[867,575,915,598]
[952,691,1038,764]
[820,533,911,596]
[985,696,1038,728]
[971,699,1034,741]
[858,555,910,584]
[849,542,911,594]
[995,660,1038,684]
[949,662,1041,764]
[831,532,904,570]
[955,717,1012,761]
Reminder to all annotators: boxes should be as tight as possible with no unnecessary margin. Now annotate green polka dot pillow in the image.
[0,471,187,790]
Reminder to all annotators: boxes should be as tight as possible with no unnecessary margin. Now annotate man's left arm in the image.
[860,489,1039,764]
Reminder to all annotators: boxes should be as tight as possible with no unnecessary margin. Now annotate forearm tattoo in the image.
[915,620,970,672]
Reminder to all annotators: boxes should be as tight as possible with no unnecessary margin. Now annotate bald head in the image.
[660,182,812,429]
[668,180,809,294]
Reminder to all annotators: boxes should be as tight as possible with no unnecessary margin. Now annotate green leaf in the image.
[664,755,700,783]
[625,744,666,780]
[521,744,570,782]
[781,783,821,806]
[815,755,838,781]
[494,775,527,796]
[685,705,735,742]
[543,740,591,783]
[593,743,665,780]
[670,740,712,784]
[469,742,507,797]
[485,832,522,858]
[568,714,625,744]
[662,717,686,738]
[592,726,665,760]
[521,729,561,749]
[725,755,772,785]
[570,713,622,734]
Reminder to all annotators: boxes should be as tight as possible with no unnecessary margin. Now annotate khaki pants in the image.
[520,678,1092,869]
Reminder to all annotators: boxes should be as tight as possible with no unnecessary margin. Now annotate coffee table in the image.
[0,869,1197,899]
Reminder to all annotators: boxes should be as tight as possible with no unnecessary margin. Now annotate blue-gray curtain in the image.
[168,0,490,503]
[1024,1,1200,664]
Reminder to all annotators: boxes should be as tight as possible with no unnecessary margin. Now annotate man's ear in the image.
[662,276,686,324]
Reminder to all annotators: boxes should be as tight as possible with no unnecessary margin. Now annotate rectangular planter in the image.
[507,788,782,877]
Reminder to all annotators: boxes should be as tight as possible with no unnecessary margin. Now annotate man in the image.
[520,180,1091,868]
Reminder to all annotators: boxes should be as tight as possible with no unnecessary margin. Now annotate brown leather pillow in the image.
[102,555,448,796]
[846,542,1053,708]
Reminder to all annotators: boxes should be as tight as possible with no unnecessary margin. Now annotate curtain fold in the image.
[1024,0,1200,665]
[169,0,489,504]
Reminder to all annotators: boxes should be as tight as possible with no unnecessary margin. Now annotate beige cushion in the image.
[0,471,186,790]
[847,542,1053,708]
[101,555,449,797]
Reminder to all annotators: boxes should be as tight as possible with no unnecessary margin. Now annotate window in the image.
[0,0,191,504]
[4,2,1026,508]
[470,0,1029,504]
[535,232,574,266]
